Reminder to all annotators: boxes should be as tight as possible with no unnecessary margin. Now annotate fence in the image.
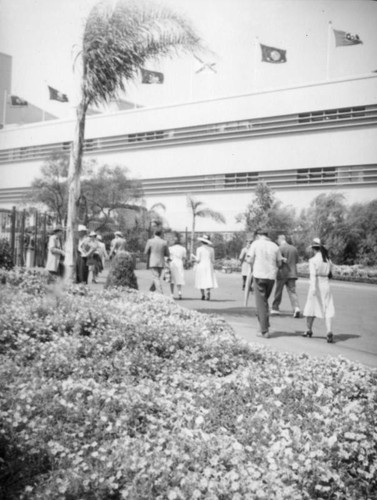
[0,207,55,267]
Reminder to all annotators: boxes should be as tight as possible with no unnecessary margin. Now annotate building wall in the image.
[0,75,376,231]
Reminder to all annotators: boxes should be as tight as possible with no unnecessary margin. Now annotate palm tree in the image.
[187,195,226,257]
[65,0,202,281]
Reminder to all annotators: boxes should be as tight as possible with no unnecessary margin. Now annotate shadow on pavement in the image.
[195,306,255,316]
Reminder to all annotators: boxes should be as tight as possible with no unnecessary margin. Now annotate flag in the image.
[48,85,69,102]
[333,29,362,46]
[194,55,217,74]
[140,68,164,84]
[260,44,287,63]
[10,95,28,106]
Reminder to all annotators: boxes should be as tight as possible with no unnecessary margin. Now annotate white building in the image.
[0,74,376,232]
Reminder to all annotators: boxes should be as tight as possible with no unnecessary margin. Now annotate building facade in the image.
[0,74,376,232]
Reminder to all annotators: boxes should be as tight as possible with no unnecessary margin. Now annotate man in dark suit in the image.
[271,234,301,317]
[144,229,170,293]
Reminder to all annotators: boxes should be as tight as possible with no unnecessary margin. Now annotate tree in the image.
[65,0,202,281]
[303,192,348,262]
[236,182,296,241]
[27,156,143,231]
[187,195,226,257]
[81,164,143,230]
[28,154,69,224]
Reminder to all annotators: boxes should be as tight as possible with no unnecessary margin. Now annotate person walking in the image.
[45,226,65,277]
[144,229,170,293]
[246,227,282,338]
[86,231,101,283]
[303,238,335,343]
[96,234,108,277]
[168,234,187,299]
[271,234,301,317]
[109,231,126,259]
[192,235,218,300]
[239,239,252,291]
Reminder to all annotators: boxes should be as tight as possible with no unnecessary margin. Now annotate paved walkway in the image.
[91,266,377,369]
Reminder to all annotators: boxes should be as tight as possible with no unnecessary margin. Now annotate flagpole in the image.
[253,37,259,89]
[326,21,332,80]
[2,90,7,126]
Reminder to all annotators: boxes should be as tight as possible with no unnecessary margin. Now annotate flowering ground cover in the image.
[1,268,376,500]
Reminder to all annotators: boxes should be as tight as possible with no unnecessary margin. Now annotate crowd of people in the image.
[45,225,335,343]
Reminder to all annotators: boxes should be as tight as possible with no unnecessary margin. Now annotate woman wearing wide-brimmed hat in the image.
[192,235,218,300]
[303,238,335,343]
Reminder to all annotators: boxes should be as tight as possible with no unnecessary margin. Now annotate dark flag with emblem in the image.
[10,95,28,106]
[48,86,69,102]
[333,29,362,46]
[260,44,287,63]
[141,68,164,84]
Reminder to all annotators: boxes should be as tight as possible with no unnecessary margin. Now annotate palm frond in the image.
[82,0,203,105]
[196,208,226,224]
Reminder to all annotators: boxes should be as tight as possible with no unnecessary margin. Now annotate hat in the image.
[89,231,97,237]
[78,224,87,232]
[114,231,122,236]
[311,237,322,248]
[198,235,213,246]
[52,225,63,233]
[96,234,103,241]
[255,227,269,236]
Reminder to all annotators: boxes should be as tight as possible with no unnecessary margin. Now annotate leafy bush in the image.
[105,250,138,289]
[1,270,376,500]
[0,238,14,271]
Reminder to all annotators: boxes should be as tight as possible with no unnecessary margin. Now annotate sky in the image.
[0,0,377,119]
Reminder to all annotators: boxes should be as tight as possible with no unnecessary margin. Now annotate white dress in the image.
[169,244,186,285]
[303,253,335,318]
[194,245,218,290]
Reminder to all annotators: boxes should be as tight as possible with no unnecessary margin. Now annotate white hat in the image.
[96,234,103,241]
[198,235,213,246]
[311,237,322,248]
[114,231,122,236]
[78,224,87,232]
[89,231,97,237]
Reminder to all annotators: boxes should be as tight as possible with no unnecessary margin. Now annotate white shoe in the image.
[270,309,280,315]
[293,308,301,318]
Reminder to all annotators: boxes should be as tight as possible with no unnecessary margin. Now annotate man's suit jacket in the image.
[144,236,169,268]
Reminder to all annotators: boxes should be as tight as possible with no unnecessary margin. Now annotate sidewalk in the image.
[90,266,377,369]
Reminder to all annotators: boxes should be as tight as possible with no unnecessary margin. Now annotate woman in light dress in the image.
[45,226,65,277]
[192,235,218,301]
[169,235,187,299]
[303,238,335,343]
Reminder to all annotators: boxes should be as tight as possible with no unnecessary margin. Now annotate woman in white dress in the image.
[169,235,187,299]
[303,238,335,343]
[192,235,218,300]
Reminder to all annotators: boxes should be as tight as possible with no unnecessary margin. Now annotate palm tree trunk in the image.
[190,214,196,260]
[65,94,88,283]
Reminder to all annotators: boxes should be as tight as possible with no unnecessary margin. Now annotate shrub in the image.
[0,238,14,271]
[0,269,376,500]
[105,250,138,289]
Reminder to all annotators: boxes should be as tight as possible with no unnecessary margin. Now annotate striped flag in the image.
[260,44,287,63]
[333,29,362,46]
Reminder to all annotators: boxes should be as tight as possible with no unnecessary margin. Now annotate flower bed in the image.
[297,263,377,284]
[1,268,376,500]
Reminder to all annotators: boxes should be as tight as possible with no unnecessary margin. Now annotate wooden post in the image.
[10,206,16,264]
[19,209,26,266]
[33,211,38,267]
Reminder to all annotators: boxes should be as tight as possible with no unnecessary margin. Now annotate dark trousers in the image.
[76,255,88,284]
[272,277,300,311]
[254,278,275,333]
